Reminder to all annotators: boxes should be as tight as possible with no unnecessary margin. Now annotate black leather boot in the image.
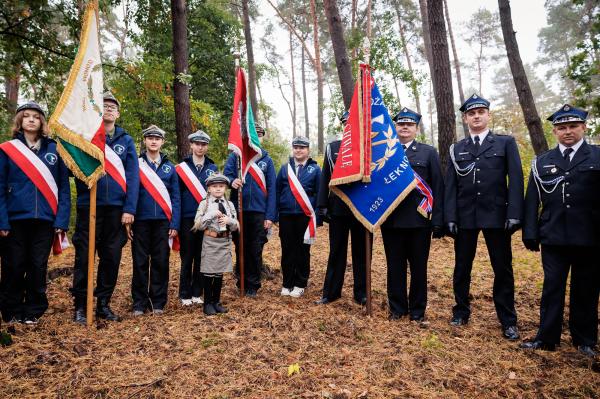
[212,276,228,313]
[73,298,86,325]
[96,298,122,322]
[203,276,216,316]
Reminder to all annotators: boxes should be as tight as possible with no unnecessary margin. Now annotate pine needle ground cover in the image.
[0,228,598,398]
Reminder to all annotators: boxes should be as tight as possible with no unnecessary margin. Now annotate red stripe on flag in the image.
[0,142,58,214]
[139,172,172,221]
[91,122,106,151]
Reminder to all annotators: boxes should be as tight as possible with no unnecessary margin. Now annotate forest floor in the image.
[0,226,598,398]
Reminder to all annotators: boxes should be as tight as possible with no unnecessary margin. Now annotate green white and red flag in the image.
[49,0,105,187]
[228,67,262,181]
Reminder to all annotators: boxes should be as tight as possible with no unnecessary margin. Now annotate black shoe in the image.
[213,302,228,313]
[410,315,425,323]
[23,317,39,326]
[519,340,556,351]
[203,303,217,316]
[96,299,121,322]
[578,345,597,358]
[354,296,367,306]
[315,297,331,305]
[73,308,86,325]
[245,288,258,298]
[7,317,23,325]
[389,313,407,320]
[502,325,520,341]
[450,316,468,326]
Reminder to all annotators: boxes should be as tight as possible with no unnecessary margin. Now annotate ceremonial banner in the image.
[330,74,416,232]
[49,0,105,187]
[228,67,262,181]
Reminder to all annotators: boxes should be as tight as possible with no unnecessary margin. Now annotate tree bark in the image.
[427,0,455,169]
[443,0,468,137]
[301,46,310,138]
[4,65,20,114]
[418,0,434,73]
[170,0,192,161]
[323,0,354,110]
[498,0,548,155]
[241,0,259,121]
[289,31,297,137]
[310,0,325,153]
[395,2,425,136]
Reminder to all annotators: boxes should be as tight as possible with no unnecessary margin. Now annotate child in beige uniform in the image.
[192,173,239,315]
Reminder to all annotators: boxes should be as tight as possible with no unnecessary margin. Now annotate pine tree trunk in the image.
[289,31,297,137]
[427,0,456,169]
[310,0,324,153]
[323,0,354,110]
[443,0,468,137]
[242,0,259,120]
[171,0,192,161]
[395,3,425,136]
[4,65,20,114]
[418,0,434,73]
[498,0,548,155]
[301,46,310,138]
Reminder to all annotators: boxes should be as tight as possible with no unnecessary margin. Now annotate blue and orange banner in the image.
[330,68,416,232]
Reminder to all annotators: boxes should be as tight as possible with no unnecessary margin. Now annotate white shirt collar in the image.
[401,140,414,150]
[558,138,584,160]
[192,154,205,168]
[470,129,490,144]
[294,159,307,168]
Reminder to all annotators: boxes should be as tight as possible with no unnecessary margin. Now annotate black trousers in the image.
[279,214,311,289]
[72,206,127,303]
[131,219,170,311]
[321,215,368,302]
[233,211,266,291]
[452,228,517,326]
[178,217,204,299]
[382,227,431,318]
[537,245,600,346]
[0,219,53,321]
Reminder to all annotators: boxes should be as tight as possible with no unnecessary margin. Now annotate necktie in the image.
[297,164,303,178]
[196,164,202,172]
[402,145,407,151]
[563,147,574,162]
[217,199,227,215]
[473,135,480,153]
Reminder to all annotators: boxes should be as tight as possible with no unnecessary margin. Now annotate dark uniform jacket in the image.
[382,141,444,229]
[275,157,321,217]
[179,155,217,219]
[317,139,353,217]
[444,132,524,229]
[523,141,600,247]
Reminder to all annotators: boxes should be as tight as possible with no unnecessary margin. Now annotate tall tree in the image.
[427,0,455,168]
[323,0,354,110]
[310,0,325,152]
[301,45,310,137]
[289,31,297,137]
[171,0,192,160]
[443,0,468,137]
[464,8,502,95]
[241,0,259,121]
[498,0,548,155]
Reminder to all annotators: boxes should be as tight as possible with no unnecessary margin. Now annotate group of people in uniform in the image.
[0,91,597,358]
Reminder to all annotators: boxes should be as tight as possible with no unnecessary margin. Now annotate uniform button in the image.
[476,157,480,160]
[477,192,481,195]
[476,168,481,171]
[566,204,571,208]
[477,180,481,183]
[566,182,570,185]
[565,171,570,175]
[566,193,570,197]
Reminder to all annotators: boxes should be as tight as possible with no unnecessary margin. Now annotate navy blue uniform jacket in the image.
[75,126,140,215]
[178,156,218,219]
[382,141,444,229]
[0,133,71,230]
[523,142,600,247]
[275,157,321,221]
[444,132,524,229]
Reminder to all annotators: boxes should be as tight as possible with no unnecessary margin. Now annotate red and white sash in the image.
[287,163,316,245]
[105,145,126,192]
[0,139,58,215]
[138,158,179,250]
[175,162,206,204]
[248,162,267,195]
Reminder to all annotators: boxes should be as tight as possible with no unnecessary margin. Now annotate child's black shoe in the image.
[213,303,228,313]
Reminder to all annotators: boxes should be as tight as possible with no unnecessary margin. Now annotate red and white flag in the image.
[287,164,316,245]
[52,232,71,255]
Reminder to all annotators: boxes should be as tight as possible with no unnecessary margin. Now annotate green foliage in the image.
[566,0,600,135]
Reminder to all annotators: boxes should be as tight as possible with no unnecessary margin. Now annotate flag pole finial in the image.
[234,52,240,68]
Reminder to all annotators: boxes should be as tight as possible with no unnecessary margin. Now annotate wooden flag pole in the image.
[237,154,245,298]
[86,183,97,327]
[365,231,373,316]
